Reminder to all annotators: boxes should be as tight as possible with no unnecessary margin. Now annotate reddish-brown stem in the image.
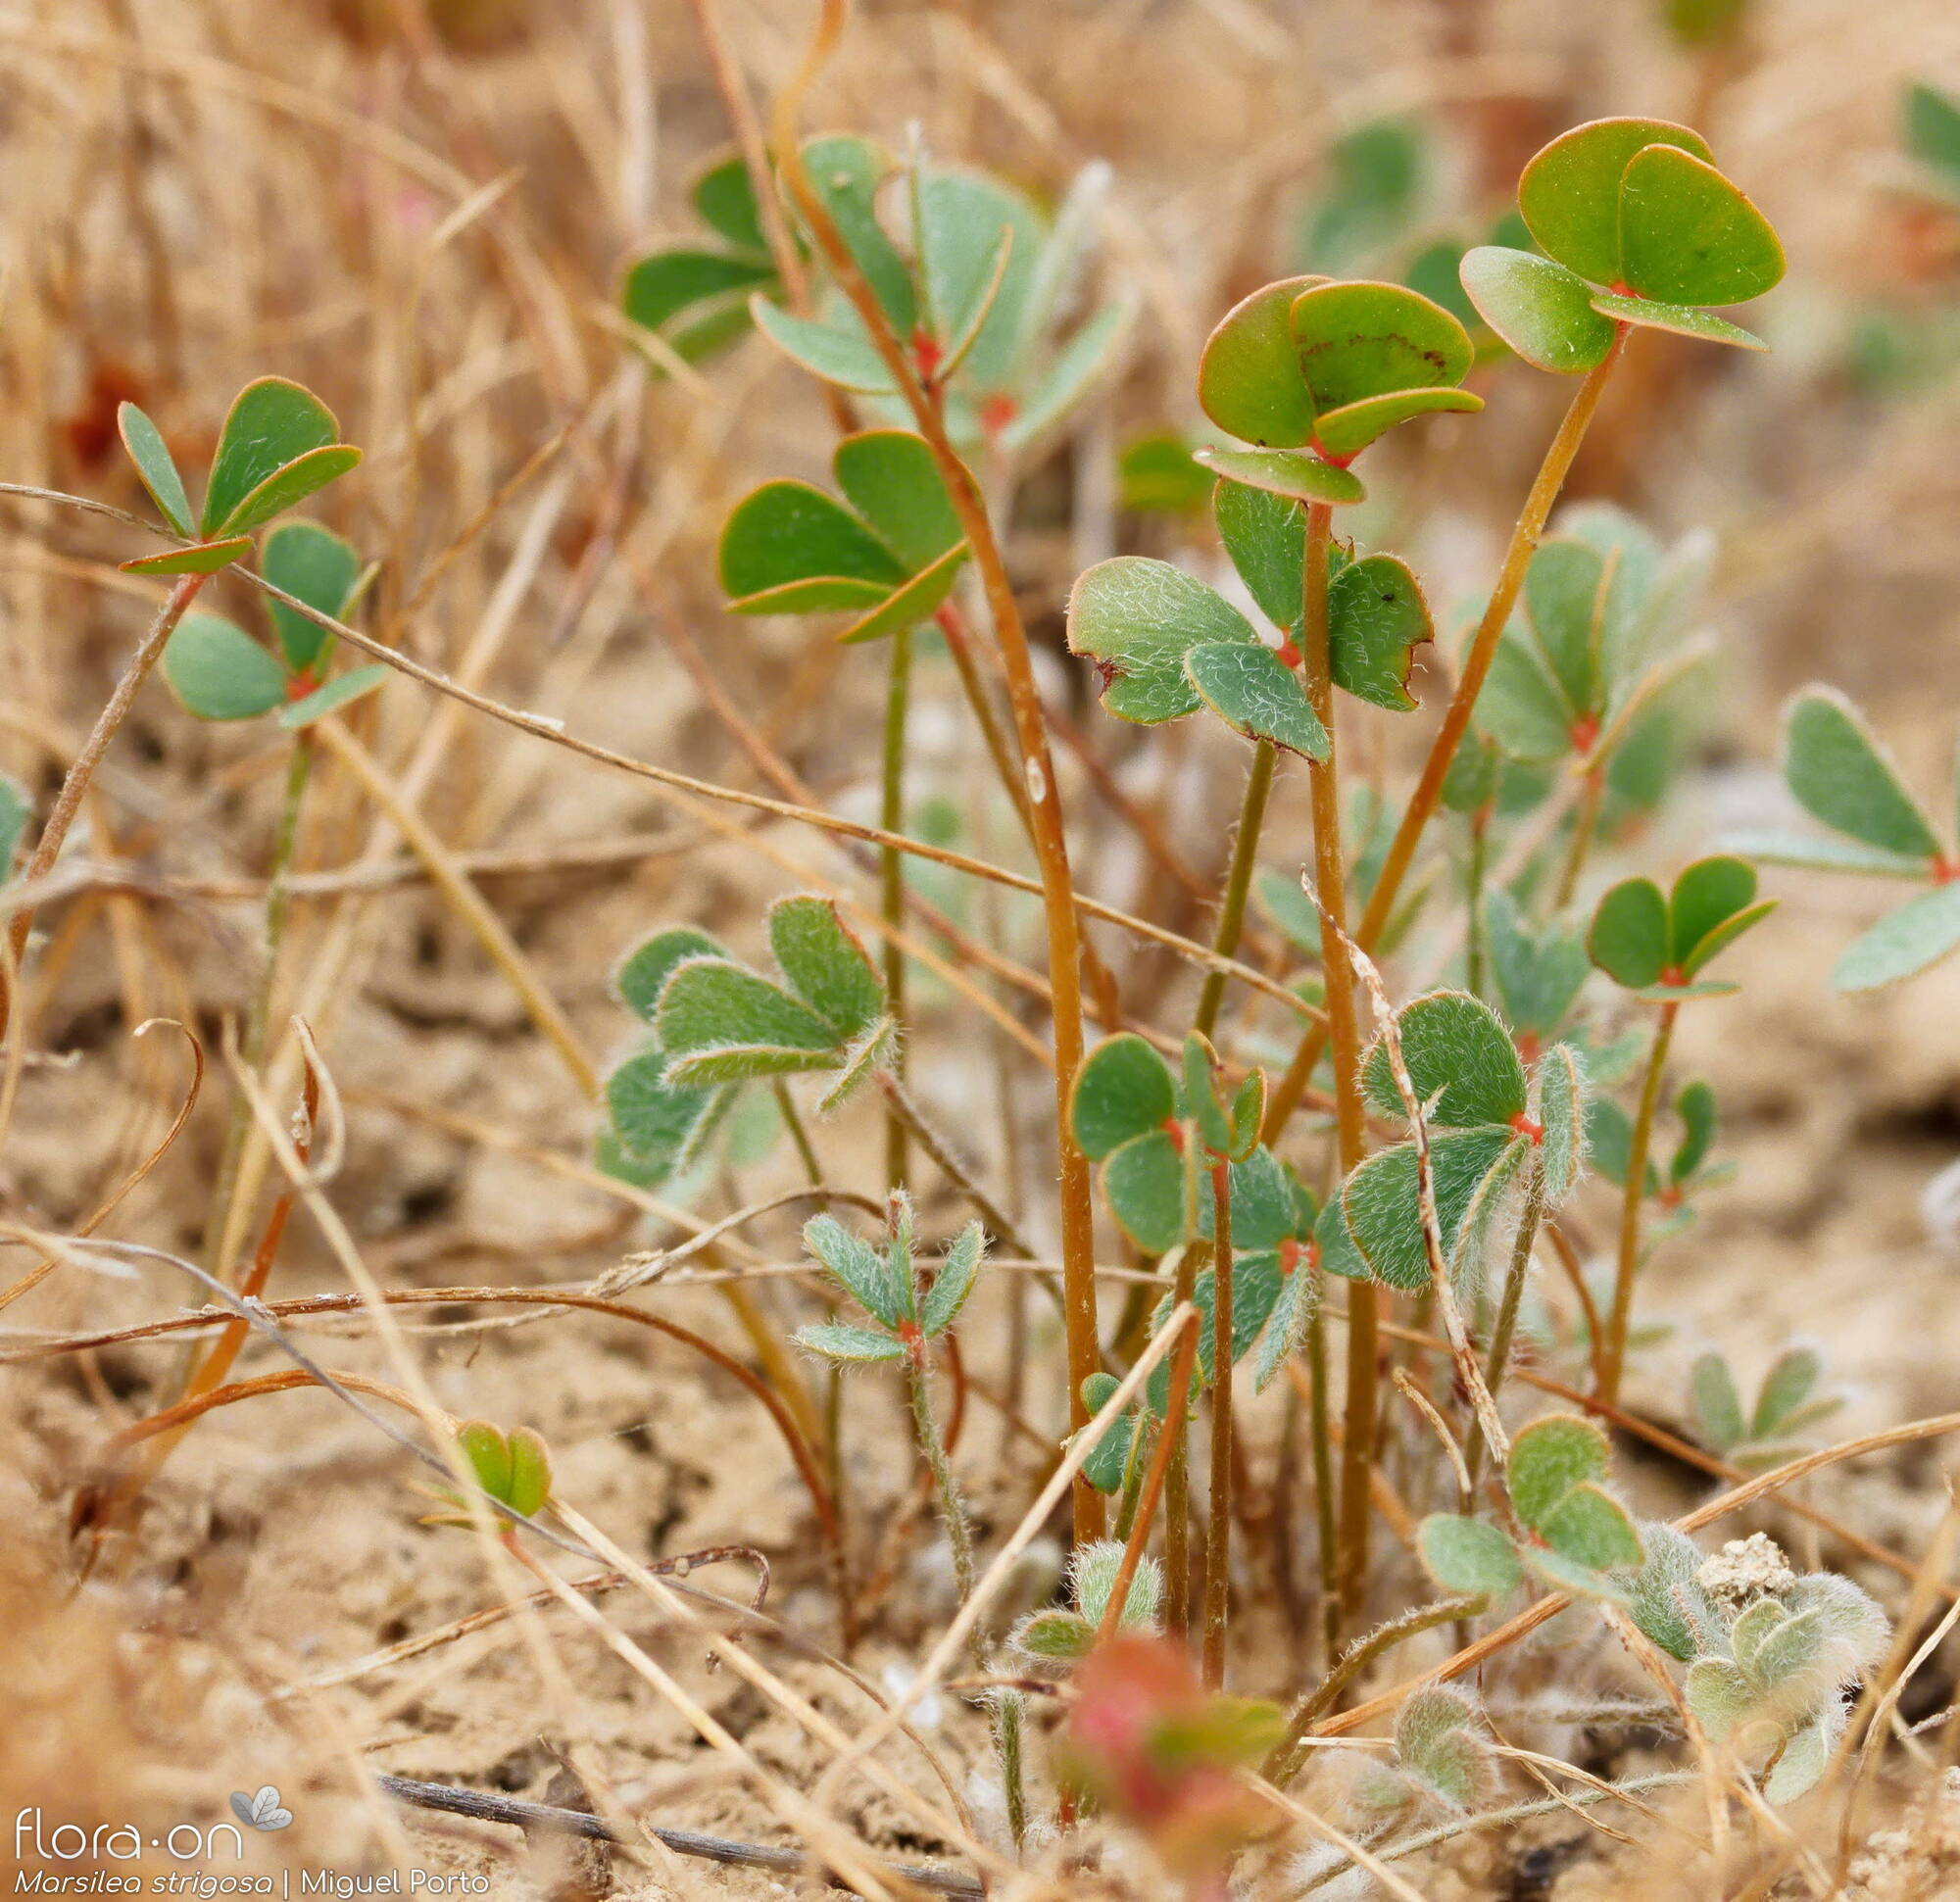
[1201,1159,1234,1688]
[1094,1307,1200,1652]
[1262,331,1630,1140]
[1297,500,1372,1633]
[770,45,1102,1538]
[2,571,208,1044]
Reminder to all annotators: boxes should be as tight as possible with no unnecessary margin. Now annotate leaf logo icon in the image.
[228,1785,294,1831]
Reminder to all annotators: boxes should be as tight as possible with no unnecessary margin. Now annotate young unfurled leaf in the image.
[202,378,358,537]
[1458,246,1617,373]
[1417,1513,1523,1594]
[118,402,193,536]
[1070,1034,1178,1159]
[804,1210,910,1329]
[1590,857,1771,995]
[1395,1687,1492,1812]
[1535,1044,1587,1201]
[263,519,361,673]
[1361,990,1528,1130]
[424,1420,552,1530]
[1629,1523,1719,1662]
[920,1222,985,1337]
[161,614,289,721]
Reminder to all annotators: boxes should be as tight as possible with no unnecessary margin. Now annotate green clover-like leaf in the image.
[1198,275,1325,447]
[1101,1128,1188,1253]
[1457,247,1617,374]
[1184,641,1328,757]
[1617,143,1784,308]
[920,1221,985,1338]
[1322,1124,1527,1292]
[1506,1412,1609,1531]
[1361,990,1528,1130]
[118,403,193,537]
[1783,688,1942,862]
[804,1210,910,1330]
[1517,119,1714,288]
[767,895,885,1040]
[1833,884,1960,991]
[202,378,359,537]
[1070,1033,1179,1160]
[262,519,361,674]
[657,958,843,1085]
[1535,1044,1588,1203]
[1065,558,1258,725]
[161,614,289,722]
[1417,1513,1523,1594]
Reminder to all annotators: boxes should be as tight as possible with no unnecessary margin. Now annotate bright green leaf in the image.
[201,378,341,536]
[1458,247,1617,373]
[1331,554,1433,711]
[1517,118,1713,286]
[1784,688,1942,860]
[719,479,906,609]
[1418,1513,1522,1594]
[1071,1034,1179,1159]
[836,543,967,645]
[117,403,192,536]
[623,250,777,335]
[1618,143,1784,307]
[832,430,963,571]
[1197,275,1323,447]
[1311,385,1483,458]
[768,895,884,1039]
[1066,558,1256,725]
[1589,877,1671,989]
[161,614,288,721]
[1185,641,1329,757]
[122,537,255,577]
[798,1322,906,1363]
[691,152,769,255]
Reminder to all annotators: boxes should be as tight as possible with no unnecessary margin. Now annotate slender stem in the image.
[1262,332,1630,1141]
[1599,1001,1678,1404]
[1163,1142,1202,1637]
[1193,739,1276,1041]
[906,1344,974,1603]
[1463,810,1490,1000]
[774,1080,825,1187]
[1297,500,1372,1634]
[203,734,315,1285]
[1263,1592,1484,1789]
[1094,1307,1200,1650]
[880,627,911,1192]
[1465,1147,1548,1487]
[992,1688,1027,1851]
[1552,765,1606,912]
[934,604,1032,837]
[1201,1160,1234,1688]
[1,571,207,1043]
[1304,1300,1339,1660]
[773,105,1103,1538]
